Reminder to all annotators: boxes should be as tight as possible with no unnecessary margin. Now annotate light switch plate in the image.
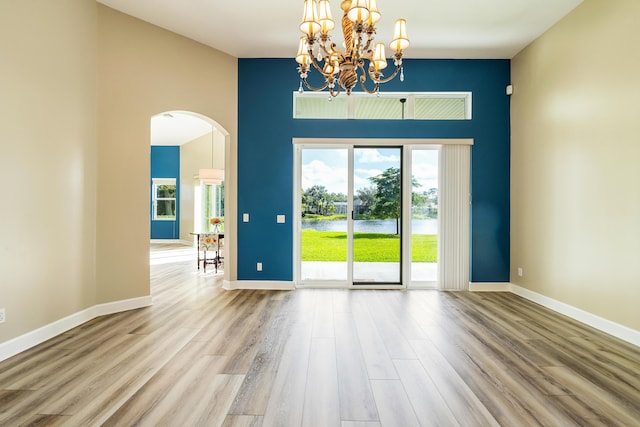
[243,213,249,222]
[277,215,285,223]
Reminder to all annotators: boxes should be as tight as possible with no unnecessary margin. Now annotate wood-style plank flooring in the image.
[1,243,639,426]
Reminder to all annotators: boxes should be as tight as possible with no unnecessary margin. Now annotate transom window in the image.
[293,92,471,120]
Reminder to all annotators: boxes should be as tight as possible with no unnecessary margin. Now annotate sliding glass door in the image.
[353,147,402,284]
[410,148,439,286]
[300,148,348,282]
[298,145,404,286]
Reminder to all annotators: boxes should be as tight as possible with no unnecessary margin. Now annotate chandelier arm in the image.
[362,28,375,54]
[318,34,331,53]
[319,43,347,73]
[302,76,331,92]
[359,76,379,95]
[319,42,337,58]
[329,84,342,97]
[357,61,379,95]
[369,64,402,84]
[304,37,333,77]
[307,49,333,77]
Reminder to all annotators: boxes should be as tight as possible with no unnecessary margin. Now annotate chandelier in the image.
[296,0,409,97]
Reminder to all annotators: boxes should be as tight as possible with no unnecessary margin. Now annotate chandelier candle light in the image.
[296,0,409,97]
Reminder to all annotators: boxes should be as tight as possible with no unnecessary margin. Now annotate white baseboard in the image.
[470,282,639,347]
[150,239,193,246]
[0,296,152,363]
[469,282,510,292]
[509,284,640,347]
[94,296,153,317]
[223,280,295,291]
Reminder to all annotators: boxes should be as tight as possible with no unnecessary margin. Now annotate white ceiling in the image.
[151,112,213,146]
[97,0,582,59]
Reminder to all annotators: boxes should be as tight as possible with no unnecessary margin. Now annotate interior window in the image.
[152,178,177,220]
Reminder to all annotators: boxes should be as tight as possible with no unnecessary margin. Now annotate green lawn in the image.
[302,213,347,221]
[301,229,437,262]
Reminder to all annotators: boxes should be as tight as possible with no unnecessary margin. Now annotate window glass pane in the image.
[217,182,225,218]
[301,148,348,282]
[353,148,402,284]
[353,97,404,119]
[414,97,466,119]
[294,94,348,119]
[203,184,214,230]
[156,184,176,198]
[202,183,225,231]
[156,200,176,219]
[411,149,438,283]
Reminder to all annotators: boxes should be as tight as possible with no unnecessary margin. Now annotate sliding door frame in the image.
[293,138,473,290]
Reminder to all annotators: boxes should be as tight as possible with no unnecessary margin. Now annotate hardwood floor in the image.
[1,244,639,426]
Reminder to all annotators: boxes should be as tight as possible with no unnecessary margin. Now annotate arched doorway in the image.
[150,110,232,279]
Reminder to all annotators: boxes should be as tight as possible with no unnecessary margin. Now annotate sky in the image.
[301,147,438,195]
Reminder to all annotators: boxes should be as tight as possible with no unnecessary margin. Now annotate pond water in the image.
[301,219,438,234]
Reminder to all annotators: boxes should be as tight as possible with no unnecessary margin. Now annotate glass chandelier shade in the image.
[296,37,310,65]
[347,0,370,23]
[367,0,381,26]
[300,0,321,35]
[318,0,335,33]
[391,18,410,52]
[372,42,387,72]
[295,0,409,97]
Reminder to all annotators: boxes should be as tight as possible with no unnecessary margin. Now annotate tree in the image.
[303,184,330,215]
[301,188,308,214]
[329,192,347,203]
[355,186,376,216]
[412,188,438,218]
[411,191,427,215]
[369,167,420,234]
[425,187,438,217]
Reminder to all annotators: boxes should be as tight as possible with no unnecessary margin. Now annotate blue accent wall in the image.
[238,58,510,282]
[150,146,180,239]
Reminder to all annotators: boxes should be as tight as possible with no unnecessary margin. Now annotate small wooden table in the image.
[190,232,224,272]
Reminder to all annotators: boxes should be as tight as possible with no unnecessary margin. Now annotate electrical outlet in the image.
[517,267,523,277]
[257,262,263,271]
[0,308,5,323]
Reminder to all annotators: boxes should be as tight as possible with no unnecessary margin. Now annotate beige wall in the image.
[511,0,640,330]
[0,2,237,346]
[97,4,238,302]
[0,0,98,341]
[179,131,225,241]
